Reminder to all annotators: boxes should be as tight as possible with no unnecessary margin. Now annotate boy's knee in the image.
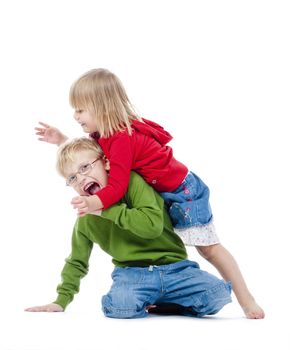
[195,281,232,317]
[101,294,147,319]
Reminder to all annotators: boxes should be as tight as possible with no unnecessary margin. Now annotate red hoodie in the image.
[92,118,188,209]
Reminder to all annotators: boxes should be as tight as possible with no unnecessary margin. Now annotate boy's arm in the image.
[101,172,165,239]
[53,223,93,310]
[26,222,93,312]
[25,303,64,312]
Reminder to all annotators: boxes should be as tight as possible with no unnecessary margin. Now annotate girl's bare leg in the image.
[196,243,265,319]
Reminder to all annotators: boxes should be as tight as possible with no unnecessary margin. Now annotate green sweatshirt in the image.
[54,172,187,309]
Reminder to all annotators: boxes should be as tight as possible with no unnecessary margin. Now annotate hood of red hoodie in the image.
[90,118,173,146]
[132,118,172,146]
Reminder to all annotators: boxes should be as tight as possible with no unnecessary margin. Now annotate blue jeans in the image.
[160,172,213,229]
[102,260,231,319]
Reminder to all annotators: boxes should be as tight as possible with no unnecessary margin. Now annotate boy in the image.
[26,137,231,318]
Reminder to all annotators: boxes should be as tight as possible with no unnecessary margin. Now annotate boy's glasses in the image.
[66,158,99,186]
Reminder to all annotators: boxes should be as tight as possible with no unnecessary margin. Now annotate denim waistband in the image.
[115,260,200,272]
[147,259,199,271]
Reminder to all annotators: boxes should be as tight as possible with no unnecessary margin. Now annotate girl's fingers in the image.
[38,121,50,128]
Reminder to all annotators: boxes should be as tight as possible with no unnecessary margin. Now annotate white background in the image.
[0,1,289,349]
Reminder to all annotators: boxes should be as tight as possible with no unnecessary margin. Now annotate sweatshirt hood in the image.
[132,118,172,146]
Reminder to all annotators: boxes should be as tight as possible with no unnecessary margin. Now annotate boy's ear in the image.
[103,156,110,171]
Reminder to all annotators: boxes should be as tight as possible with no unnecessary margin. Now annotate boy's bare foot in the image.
[242,300,265,319]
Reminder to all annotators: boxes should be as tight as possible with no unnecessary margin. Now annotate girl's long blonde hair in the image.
[69,68,140,137]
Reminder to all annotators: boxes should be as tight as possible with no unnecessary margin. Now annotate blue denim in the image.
[160,172,213,229]
[101,260,231,319]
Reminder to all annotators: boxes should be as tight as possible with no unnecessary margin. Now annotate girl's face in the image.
[74,109,98,134]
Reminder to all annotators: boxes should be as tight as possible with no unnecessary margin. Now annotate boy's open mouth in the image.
[83,182,100,195]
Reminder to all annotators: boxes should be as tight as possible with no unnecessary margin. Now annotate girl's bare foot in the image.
[242,300,265,319]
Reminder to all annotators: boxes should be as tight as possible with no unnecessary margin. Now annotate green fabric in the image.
[54,172,187,309]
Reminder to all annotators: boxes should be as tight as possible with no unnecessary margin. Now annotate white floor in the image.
[1,301,289,350]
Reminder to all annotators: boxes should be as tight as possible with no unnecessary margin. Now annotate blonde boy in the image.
[26,137,231,318]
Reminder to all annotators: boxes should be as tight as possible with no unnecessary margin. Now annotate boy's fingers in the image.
[71,197,82,204]
[74,203,87,211]
[71,197,88,205]
[71,202,83,208]
[25,306,42,312]
[72,202,87,210]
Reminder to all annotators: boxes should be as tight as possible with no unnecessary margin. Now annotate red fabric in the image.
[91,118,188,209]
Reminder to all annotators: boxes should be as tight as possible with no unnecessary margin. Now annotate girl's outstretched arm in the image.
[35,121,68,145]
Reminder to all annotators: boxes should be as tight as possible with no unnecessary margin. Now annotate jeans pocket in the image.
[112,267,146,284]
[192,282,232,316]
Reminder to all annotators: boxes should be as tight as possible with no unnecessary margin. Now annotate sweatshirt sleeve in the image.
[96,132,133,209]
[53,223,93,310]
[101,172,164,239]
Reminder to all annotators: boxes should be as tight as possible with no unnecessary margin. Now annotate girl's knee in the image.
[196,243,220,260]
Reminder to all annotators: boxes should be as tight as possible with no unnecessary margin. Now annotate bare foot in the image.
[242,300,265,319]
[146,305,156,312]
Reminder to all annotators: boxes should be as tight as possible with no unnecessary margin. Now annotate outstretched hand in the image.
[35,122,68,145]
[25,303,64,312]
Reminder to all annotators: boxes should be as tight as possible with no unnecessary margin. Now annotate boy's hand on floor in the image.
[25,303,63,312]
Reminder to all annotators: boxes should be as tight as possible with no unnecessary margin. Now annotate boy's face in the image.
[64,149,110,195]
[74,109,98,134]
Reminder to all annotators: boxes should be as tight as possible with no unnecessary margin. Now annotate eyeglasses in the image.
[66,158,99,186]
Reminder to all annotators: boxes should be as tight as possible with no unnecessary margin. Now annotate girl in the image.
[36,68,264,319]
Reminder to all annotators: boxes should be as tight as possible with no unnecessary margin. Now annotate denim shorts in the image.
[101,260,231,319]
[160,172,213,229]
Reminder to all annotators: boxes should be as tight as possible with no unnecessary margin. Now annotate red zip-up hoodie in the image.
[91,118,188,209]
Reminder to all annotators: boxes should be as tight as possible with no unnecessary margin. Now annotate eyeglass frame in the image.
[66,158,100,186]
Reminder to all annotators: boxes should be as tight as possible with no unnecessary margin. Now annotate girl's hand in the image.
[35,122,68,145]
[71,195,103,217]
[25,303,64,312]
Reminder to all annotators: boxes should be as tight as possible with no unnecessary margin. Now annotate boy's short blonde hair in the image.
[69,68,140,138]
[56,137,104,177]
